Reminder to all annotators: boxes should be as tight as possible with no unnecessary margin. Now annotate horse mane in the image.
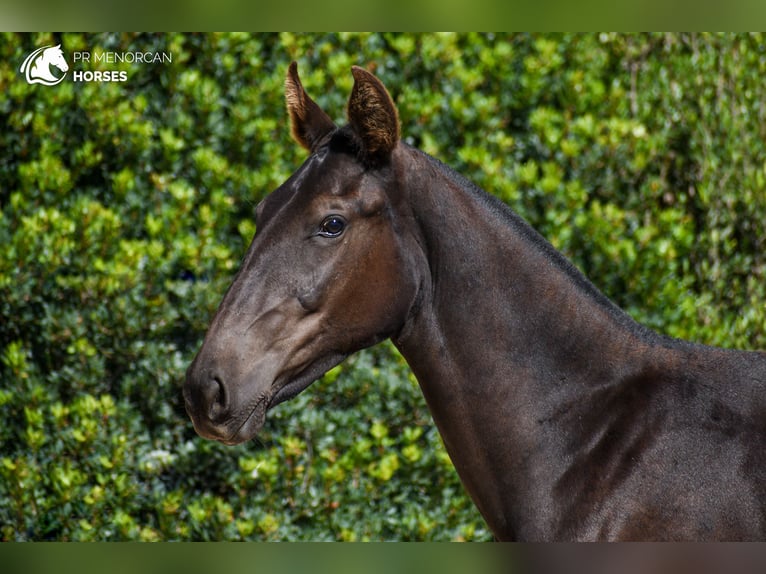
[327,125,395,168]
[327,126,363,158]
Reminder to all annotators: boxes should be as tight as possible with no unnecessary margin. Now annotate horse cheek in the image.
[355,235,413,339]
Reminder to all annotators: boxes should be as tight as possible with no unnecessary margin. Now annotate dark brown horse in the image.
[185,62,766,541]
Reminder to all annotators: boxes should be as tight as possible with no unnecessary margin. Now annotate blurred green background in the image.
[1,32,765,541]
[4,0,766,31]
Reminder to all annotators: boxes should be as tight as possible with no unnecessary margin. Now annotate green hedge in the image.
[1,33,765,541]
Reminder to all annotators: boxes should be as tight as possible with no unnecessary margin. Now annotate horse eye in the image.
[319,215,346,238]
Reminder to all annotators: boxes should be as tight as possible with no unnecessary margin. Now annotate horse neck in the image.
[391,146,666,536]
[394,145,657,381]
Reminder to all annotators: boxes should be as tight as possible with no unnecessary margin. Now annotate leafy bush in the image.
[1,32,765,541]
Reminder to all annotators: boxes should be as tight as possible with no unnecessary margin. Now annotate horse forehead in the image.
[305,148,365,189]
[265,151,364,211]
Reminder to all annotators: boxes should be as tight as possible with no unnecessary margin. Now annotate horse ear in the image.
[347,66,400,161]
[285,62,336,152]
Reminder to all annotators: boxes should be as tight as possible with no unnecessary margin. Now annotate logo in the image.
[18,43,172,87]
[20,44,69,86]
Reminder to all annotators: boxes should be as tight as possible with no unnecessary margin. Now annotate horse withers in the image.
[184,62,766,541]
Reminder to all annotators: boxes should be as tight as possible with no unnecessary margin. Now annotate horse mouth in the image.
[268,351,348,409]
[219,404,265,446]
[220,352,348,445]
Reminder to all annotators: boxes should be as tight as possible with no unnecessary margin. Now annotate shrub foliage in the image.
[1,33,765,541]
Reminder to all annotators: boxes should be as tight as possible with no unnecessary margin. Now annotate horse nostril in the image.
[202,375,229,419]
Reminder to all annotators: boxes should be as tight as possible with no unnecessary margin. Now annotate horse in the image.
[20,44,69,86]
[184,62,766,541]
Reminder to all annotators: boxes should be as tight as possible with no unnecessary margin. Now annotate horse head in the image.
[184,63,423,444]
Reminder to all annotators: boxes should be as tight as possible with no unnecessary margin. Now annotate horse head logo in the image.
[20,44,69,86]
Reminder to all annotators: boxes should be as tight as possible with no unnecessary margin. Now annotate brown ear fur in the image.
[285,61,336,152]
[347,66,400,161]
